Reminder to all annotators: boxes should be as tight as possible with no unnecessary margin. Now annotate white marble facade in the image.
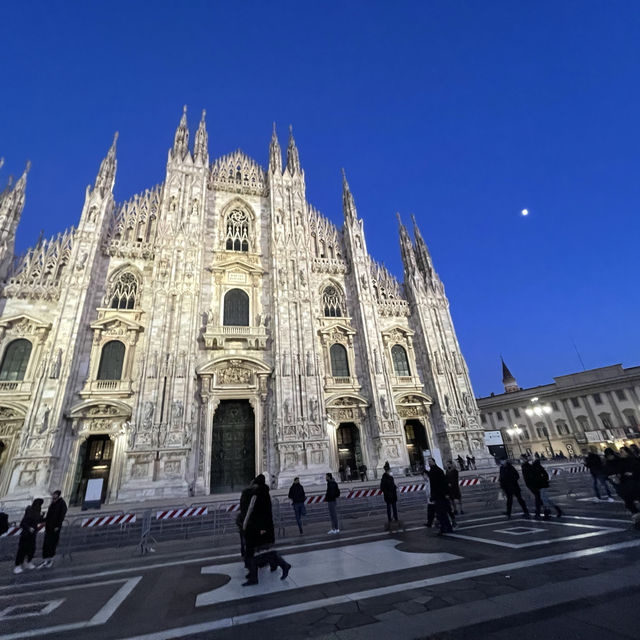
[0,109,489,505]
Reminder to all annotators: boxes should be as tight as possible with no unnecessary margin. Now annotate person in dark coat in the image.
[325,472,341,533]
[359,464,368,481]
[380,461,399,525]
[237,479,255,566]
[532,459,563,519]
[288,477,306,534]
[242,474,290,586]
[604,447,640,514]
[584,449,614,501]
[38,491,67,568]
[445,461,463,514]
[521,457,542,517]
[456,455,466,471]
[499,459,530,519]
[14,498,44,574]
[427,458,453,534]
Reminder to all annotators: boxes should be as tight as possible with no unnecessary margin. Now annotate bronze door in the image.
[210,400,255,494]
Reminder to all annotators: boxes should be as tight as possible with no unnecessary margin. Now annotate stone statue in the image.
[282,352,290,376]
[176,351,186,378]
[306,351,314,376]
[148,352,158,379]
[49,349,62,379]
[142,401,154,429]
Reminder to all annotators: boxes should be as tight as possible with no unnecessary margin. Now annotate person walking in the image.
[445,461,463,514]
[604,447,640,515]
[359,464,368,481]
[38,491,67,569]
[380,461,399,527]
[14,498,44,574]
[470,455,476,470]
[584,449,614,502]
[287,477,306,534]
[499,459,530,519]
[456,455,466,471]
[346,465,352,482]
[532,459,563,519]
[325,472,341,533]
[426,458,453,534]
[242,474,290,586]
[237,479,256,568]
[521,457,542,518]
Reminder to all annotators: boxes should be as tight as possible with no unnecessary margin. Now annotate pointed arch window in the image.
[322,285,345,317]
[97,340,125,380]
[391,344,411,377]
[0,339,32,381]
[330,344,350,378]
[109,271,139,310]
[223,288,250,326]
[225,209,250,252]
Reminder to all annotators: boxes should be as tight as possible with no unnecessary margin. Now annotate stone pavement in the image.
[0,486,638,640]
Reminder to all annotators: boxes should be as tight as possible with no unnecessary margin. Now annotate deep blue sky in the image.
[1,1,638,397]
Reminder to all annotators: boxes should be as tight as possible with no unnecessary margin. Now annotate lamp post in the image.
[525,397,554,457]
[507,424,523,457]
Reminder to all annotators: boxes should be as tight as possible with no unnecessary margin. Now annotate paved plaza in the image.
[0,492,638,640]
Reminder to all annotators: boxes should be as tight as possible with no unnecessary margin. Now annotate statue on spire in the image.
[172,105,189,161]
[341,169,358,222]
[94,133,118,196]
[269,122,282,174]
[411,213,435,283]
[285,125,301,175]
[193,109,208,164]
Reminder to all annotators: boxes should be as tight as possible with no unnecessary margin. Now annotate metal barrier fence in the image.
[0,465,597,561]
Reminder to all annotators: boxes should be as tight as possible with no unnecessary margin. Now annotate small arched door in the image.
[336,422,362,477]
[404,420,429,470]
[70,435,114,505]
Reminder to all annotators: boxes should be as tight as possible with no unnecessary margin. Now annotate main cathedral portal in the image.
[210,400,255,494]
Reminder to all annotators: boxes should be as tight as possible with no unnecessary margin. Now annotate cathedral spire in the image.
[501,357,519,393]
[411,213,435,282]
[172,105,190,161]
[0,160,30,280]
[94,132,118,196]
[342,169,358,222]
[397,212,418,276]
[269,122,282,174]
[193,109,208,164]
[285,125,301,175]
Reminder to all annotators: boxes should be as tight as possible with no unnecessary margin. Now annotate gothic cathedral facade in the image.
[0,108,488,505]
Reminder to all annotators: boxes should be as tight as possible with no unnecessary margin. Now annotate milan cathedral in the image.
[0,108,489,506]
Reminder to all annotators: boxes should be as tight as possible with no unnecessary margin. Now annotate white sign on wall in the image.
[484,430,504,445]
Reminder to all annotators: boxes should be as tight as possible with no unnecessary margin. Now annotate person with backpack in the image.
[499,459,530,519]
[14,498,44,574]
[325,472,341,534]
[532,459,563,519]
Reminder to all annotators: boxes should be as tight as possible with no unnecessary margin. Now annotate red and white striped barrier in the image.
[398,483,427,493]
[81,514,136,528]
[224,503,240,512]
[304,495,326,504]
[459,478,480,486]
[0,523,45,538]
[156,507,208,520]
[346,488,382,499]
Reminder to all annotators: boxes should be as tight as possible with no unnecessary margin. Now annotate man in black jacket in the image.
[38,491,67,569]
[427,458,453,534]
[521,458,542,518]
[14,499,44,574]
[288,477,306,534]
[242,474,290,586]
[380,461,399,525]
[499,459,530,519]
[325,472,341,533]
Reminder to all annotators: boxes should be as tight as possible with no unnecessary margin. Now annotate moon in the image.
[521,209,528,216]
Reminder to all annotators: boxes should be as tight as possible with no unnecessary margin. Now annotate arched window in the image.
[0,339,32,381]
[97,340,125,380]
[391,345,411,376]
[223,289,250,326]
[225,209,250,252]
[109,271,139,310]
[330,344,350,378]
[322,285,345,317]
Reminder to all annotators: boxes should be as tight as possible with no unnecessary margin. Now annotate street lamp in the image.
[507,424,523,457]
[525,397,554,457]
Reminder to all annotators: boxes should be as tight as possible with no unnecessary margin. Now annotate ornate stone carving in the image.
[217,366,252,385]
